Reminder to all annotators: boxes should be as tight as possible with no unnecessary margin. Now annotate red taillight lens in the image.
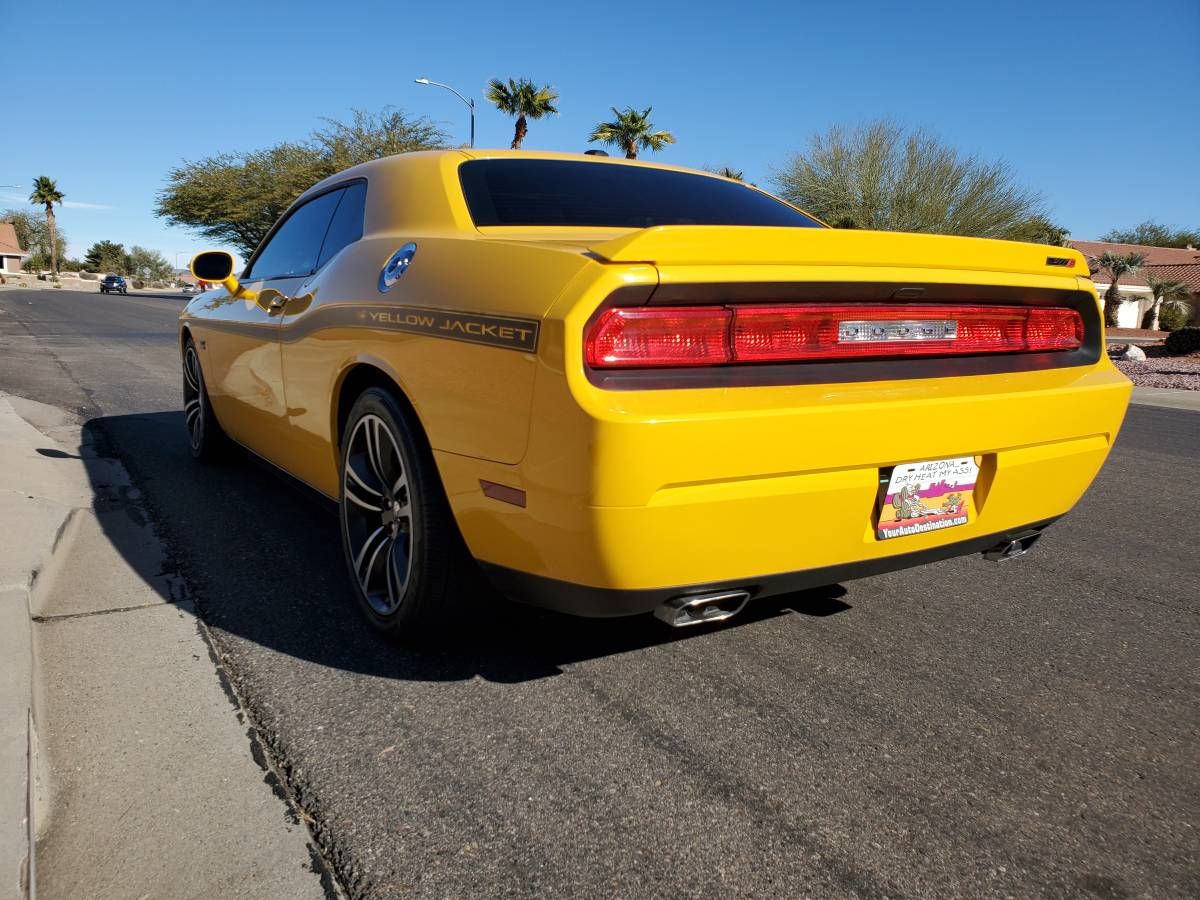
[586,304,1083,369]
[586,307,731,367]
[731,304,1083,361]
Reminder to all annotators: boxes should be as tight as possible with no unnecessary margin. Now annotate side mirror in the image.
[190,251,255,300]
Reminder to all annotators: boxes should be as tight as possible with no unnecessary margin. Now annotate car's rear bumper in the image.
[438,357,1131,613]
[479,517,1057,616]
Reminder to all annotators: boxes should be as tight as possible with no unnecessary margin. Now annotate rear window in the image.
[459,159,822,229]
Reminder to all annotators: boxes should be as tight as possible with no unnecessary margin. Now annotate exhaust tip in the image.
[982,531,1042,562]
[654,590,751,628]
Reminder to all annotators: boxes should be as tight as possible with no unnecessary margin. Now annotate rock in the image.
[1121,344,1146,361]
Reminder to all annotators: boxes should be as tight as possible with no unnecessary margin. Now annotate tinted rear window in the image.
[317,181,367,268]
[459,159,822,229]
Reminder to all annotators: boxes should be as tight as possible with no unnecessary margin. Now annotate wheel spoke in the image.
[393,497,411,522]
[385,543,399,610]
[347,451,384,491]
[389,537,410,602]
[363,419,383,485]
[183,350,200,392]
[353,525,389,590]
[185,399,201,437]
[344,482,383,512]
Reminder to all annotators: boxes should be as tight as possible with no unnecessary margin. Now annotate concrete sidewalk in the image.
[0,393,332,899]
[1130,385,1200,412]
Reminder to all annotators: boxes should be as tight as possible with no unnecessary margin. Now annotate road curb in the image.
[0,394,84,900]
[0,587,35,900]
[0,392,336,899]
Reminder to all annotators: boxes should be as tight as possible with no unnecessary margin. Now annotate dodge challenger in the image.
[181,150,1131,636]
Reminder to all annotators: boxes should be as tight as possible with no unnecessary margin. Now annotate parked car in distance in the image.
[181,284,198,294]
[99,274,127,295]
[180,150,1132,641]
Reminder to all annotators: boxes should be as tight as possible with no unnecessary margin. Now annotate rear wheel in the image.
[338,387,471,638]
[182,337,225,461]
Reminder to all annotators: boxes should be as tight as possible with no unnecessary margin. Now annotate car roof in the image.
[299,148,738,199]
[291,149,778,237]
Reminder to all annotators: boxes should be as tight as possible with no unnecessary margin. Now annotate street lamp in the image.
[415,77,475,148]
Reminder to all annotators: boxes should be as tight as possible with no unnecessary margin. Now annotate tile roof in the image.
[1069,240,1200,291]
[0,222,25,256]
[1070,240,1200,266]
[1145,264,1200,293]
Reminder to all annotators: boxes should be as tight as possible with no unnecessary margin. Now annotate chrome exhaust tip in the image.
[982,531,1042,562]
[654,590,751,628]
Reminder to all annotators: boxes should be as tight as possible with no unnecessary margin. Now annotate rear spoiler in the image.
[588,225,1089,280]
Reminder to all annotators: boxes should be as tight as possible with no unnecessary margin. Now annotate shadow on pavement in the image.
[79,411,850,684]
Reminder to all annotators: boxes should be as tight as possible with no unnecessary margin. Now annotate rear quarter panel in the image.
[276,233,593,496]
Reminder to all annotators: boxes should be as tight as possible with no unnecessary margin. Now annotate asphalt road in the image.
[2,289,1197,899]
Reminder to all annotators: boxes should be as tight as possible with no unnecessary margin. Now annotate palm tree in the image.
[711,166,744,181]
[485,78,559,149]
[1145,277,1193,331]
[1094,251,1146,327]
[29,176,64,275]
[589,107,675,159]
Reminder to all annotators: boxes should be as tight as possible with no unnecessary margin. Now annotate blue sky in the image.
[2,0,1197,265]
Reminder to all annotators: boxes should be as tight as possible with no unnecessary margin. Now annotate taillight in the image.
[586,304,1083,369]
[585,306,732,367]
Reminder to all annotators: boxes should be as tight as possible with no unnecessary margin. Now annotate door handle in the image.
[267,293,288,311]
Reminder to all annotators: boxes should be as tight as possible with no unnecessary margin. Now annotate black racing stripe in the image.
[186,302,540,352]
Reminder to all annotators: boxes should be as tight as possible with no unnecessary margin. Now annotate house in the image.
[1070,240,1200,329]
[0,221,27,275]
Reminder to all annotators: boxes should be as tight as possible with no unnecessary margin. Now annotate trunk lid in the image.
[586,225,1087,281]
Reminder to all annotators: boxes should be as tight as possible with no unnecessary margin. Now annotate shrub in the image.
[1164,326,1200,356]
[1157,303,1191,332]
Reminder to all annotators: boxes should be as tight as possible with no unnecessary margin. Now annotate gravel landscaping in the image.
[1110,343,1200,390]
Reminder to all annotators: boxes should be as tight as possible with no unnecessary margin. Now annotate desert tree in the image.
[771,120,1048,240]
[156,108,446,257]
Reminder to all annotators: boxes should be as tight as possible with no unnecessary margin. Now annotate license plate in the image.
[877,456,979,540]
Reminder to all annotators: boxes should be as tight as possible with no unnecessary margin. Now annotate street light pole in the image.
[414,77,475,148]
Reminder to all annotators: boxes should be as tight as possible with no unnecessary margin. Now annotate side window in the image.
[317,182,367,269]
[245,189,344,280]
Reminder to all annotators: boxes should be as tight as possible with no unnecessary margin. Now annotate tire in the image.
[182,336,226,461]
[338,387,472,638]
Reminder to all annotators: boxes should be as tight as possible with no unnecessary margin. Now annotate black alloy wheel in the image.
[338,387,473,637]
[182,337,224,461]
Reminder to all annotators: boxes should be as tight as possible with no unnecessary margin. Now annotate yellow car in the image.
[181,149,1131,636]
